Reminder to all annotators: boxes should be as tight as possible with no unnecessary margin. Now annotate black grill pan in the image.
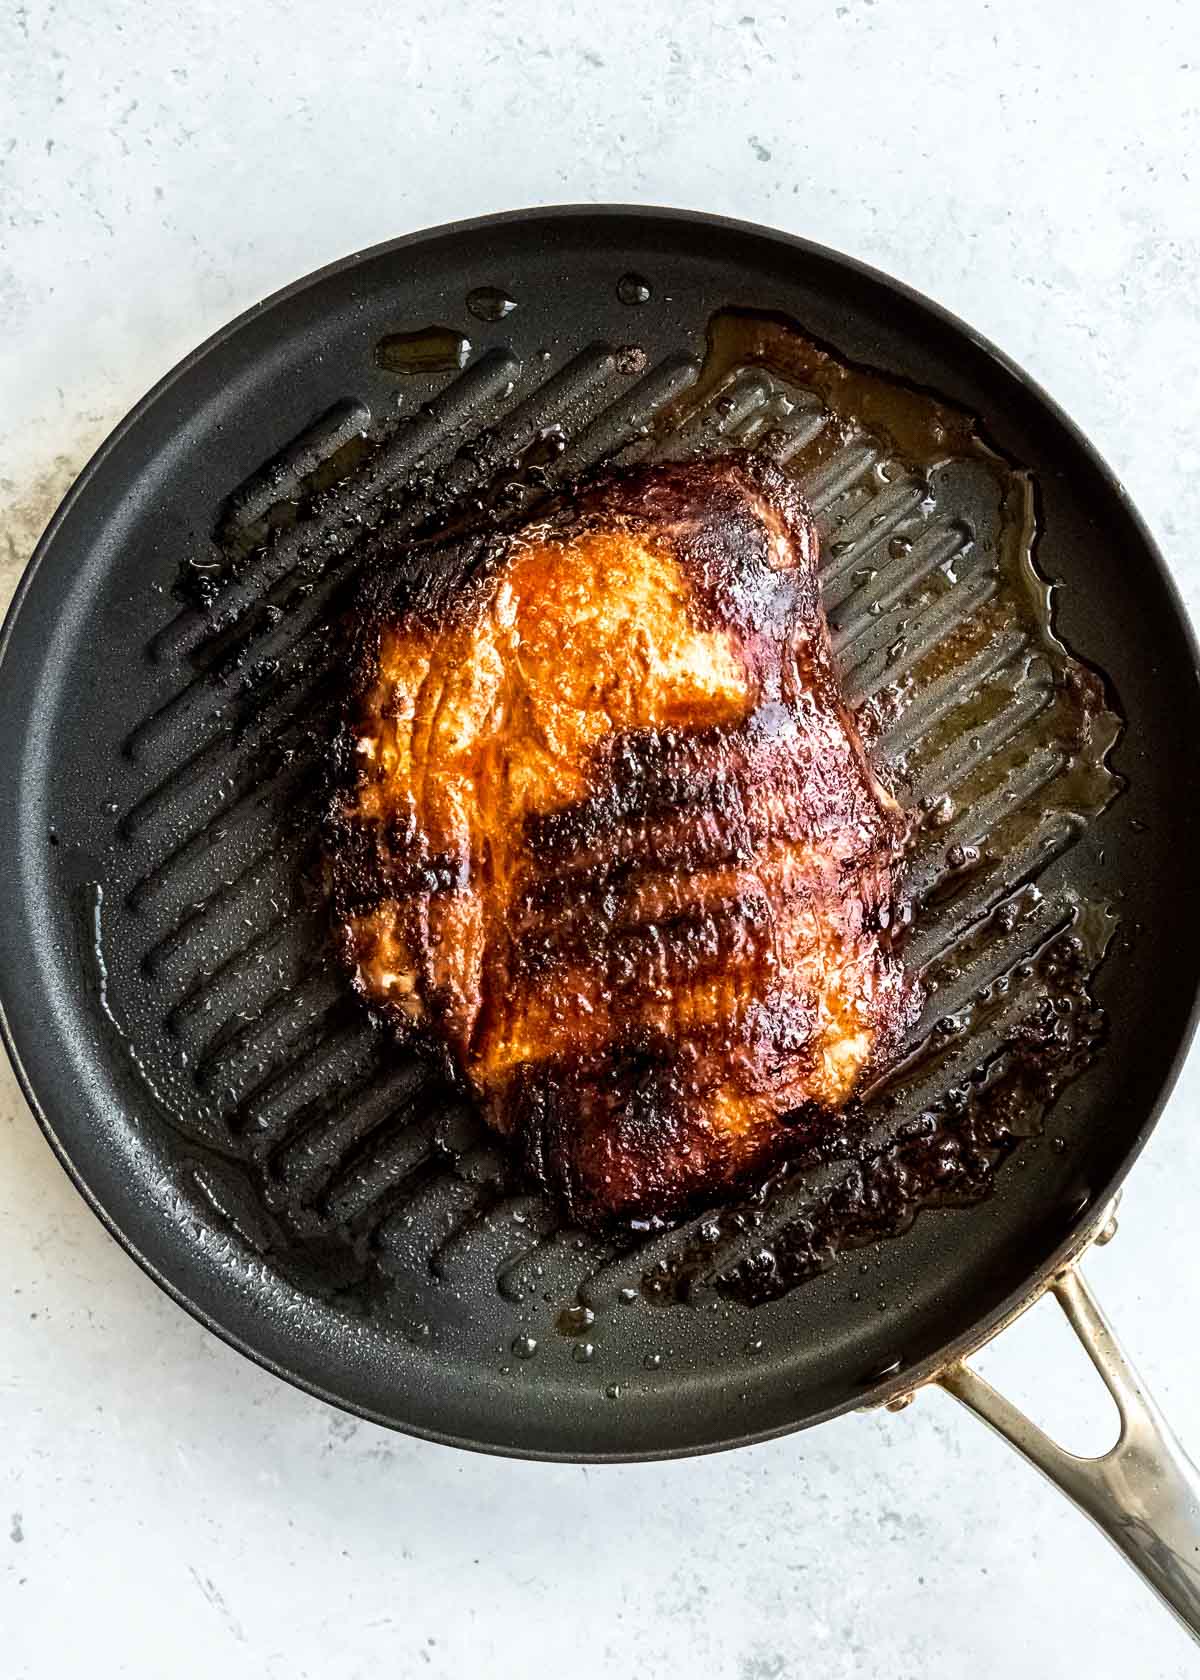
[2,210,1199,1532]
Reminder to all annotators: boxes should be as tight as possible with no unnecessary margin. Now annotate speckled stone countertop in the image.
[3,3,1199,1676]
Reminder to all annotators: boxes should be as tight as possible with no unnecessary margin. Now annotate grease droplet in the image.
[511,1334,538,1359]
[557,1304,595,1336]
[604,1383,622,1399]
[376,326,470,375]
[466,285,517,322]
[616,272,652,305]
[572,1342,596,1364]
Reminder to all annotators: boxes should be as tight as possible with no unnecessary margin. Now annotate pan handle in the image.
[939,1264,1200,1644]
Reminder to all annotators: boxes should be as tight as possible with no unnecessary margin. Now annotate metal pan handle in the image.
[939,1263,1200,1644]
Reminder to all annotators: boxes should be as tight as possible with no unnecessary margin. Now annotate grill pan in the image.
[3,207,1200,1635]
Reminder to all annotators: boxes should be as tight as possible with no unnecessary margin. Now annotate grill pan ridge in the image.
[2,207,1199,1459]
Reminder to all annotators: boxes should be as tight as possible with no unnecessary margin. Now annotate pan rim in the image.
[3,202,1199,1462]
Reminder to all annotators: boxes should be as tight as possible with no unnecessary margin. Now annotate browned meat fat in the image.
[327,456,918,1223]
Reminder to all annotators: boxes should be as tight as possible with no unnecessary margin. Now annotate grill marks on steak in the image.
[327,456,918,1223]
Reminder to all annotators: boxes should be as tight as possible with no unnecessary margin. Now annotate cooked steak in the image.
[328,456,917,1222]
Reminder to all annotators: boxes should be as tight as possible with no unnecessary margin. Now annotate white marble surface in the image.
[3,2,1200,1675]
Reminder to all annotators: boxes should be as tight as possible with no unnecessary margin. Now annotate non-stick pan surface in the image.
[2,207,1198,1459]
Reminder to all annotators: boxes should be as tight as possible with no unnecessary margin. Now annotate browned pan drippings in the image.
[577,309,1124,1303]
